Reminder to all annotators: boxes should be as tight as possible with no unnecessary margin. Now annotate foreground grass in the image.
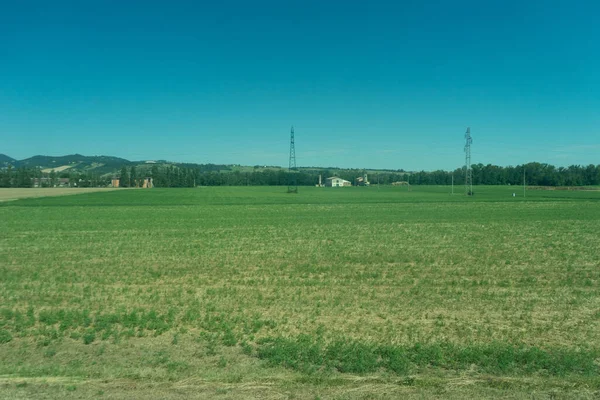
[1,186,599,398]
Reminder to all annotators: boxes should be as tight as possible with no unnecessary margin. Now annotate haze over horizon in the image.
[1,1,599,170]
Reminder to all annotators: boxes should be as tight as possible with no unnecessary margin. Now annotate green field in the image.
[1,186,599,399]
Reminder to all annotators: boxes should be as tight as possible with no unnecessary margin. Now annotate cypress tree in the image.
[131,165,137,187]
[119,165,128,187]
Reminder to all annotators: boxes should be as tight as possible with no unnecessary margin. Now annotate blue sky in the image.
[1,0,598,170]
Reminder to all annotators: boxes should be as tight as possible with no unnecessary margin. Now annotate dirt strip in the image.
[0,188,120,202]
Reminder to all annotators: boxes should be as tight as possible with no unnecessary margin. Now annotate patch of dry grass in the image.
[0,188,120,202]
[41,165,74,174]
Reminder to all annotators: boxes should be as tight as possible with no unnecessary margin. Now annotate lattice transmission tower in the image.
[464,127,473,196]
[287,126,298,193]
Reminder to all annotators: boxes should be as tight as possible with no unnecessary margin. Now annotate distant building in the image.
[355,173,370,186]
[32,177,51,188]
[32,177,70,187]
[111,177,153,188]
[325,177,351,187]
[141,178,153,188]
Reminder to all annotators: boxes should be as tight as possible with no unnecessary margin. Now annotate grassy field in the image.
[1,186,599,399]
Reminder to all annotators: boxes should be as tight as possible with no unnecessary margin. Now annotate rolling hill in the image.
[5,154,134,174]
[0,154,16,167]
[0,153,405,177]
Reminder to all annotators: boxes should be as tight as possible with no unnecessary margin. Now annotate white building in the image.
[325,177,351,187]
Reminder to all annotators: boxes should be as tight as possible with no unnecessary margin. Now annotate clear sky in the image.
[1,0,599,170]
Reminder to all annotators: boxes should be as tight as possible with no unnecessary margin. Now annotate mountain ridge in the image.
[0,154,16,166]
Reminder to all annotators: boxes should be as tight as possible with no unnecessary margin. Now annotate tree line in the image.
[408,163,600,186]
[139,162,600,187]
[0,165,110,188]
[1,162,599,188]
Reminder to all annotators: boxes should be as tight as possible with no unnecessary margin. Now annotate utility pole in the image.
[287,126,298,193]
[452,172,454,195]
[464,127,473,196]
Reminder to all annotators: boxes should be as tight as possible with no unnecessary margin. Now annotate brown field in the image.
[41,165,74,173]
[0,188,119,202]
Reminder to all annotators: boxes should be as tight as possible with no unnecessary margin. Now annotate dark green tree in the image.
[1,165,12,187]
[131,165,137,187]
[49,170,57,187]
[119,165,129,187]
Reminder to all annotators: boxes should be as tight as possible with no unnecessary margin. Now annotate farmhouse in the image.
[33,177,70,187]
[325,177,351,187]
[32,177,51,188]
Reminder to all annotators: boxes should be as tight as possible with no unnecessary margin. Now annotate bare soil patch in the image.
[0,188,119,202]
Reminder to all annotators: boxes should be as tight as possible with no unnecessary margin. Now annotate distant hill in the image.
[0,154,16,167]
[14,154,133,174]
[0,154,236,176]
[0,153,405,177]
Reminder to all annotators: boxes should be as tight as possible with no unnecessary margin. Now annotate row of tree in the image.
[0,165,111,188]
[2,162,599,188]
[138,162,600,188]
[404,163,600,187]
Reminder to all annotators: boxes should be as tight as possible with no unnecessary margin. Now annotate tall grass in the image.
[257,335,599,376]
